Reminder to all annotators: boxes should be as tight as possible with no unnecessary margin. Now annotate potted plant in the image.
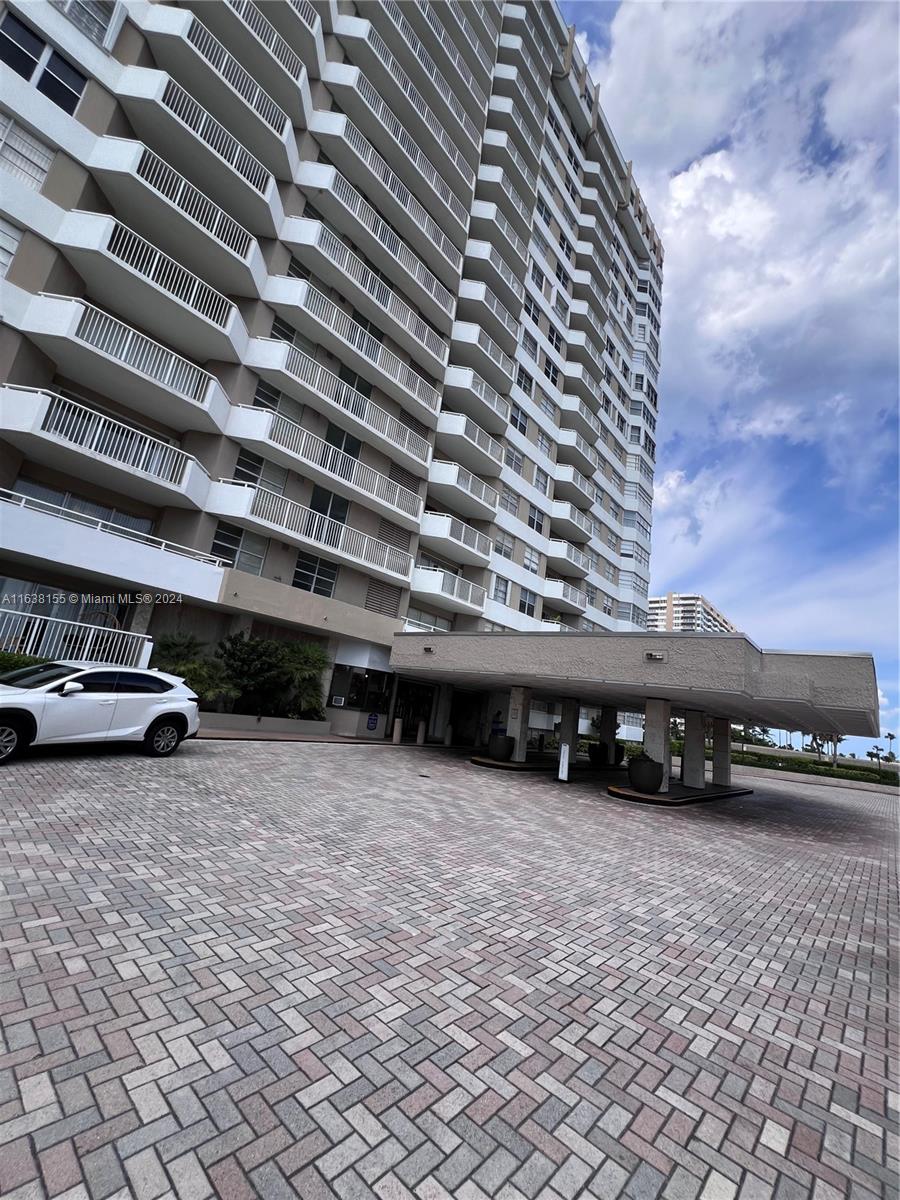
[488,733,515,761]
[627,750,664,794]
[588,740,609,767]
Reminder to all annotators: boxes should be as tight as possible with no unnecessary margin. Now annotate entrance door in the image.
[393,680,437,740]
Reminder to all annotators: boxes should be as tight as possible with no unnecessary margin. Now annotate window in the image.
[521,329,537,360]
[70,670,119,694]
[534,467,549,495]
[504,446,524,475]
[211,521,267,575]
[515,364,533,396]
[271,314,315,355]
[492,576,509,604]
[0,13,86,114]
[559,234,573,261]
[530,262,545,291]
[536,194,552,225]
[51,0,117,47]
[13,477,152,534]
[494,531,514,559]
[522,547,541,574]
[0,116,53,191]
[293,551,338,598]
[518,587,537,617]
[499,486,519,515]
[548,326,562,353]
[0,218,21,278]
[286,255,310,280]
[523,293,539,323]
[328,665,391,713]
[537,430,553,457]
[542,358,559,387]
[115,673,174,694]
[309,485,349,525]
[527,504,545,534]
[554,262,571,293]
[538,392,556,420]
[234,449,287,495]
[510,403,528,434]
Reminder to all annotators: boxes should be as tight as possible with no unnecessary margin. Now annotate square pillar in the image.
[712,717,732,786]
[507,686,532,763]
[682,709,706,789]
[558,697,580,778]
[643,698,672,792]
[597,705,618,757]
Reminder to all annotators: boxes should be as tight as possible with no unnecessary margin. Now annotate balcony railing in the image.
[329,171,454,317]
[414,567,485,609]
[252,409,422,519]
[225,0,304,81]
[548,540,591,572]
[476,284,518,338]
[105,221,233,328]
[38,391,194,485]
[423,510,492,558]
[160,79,271,195]
[467,241,524,301]
[381,0,485,127]
[185,16,288,134]
[289,0,318,30]
[298,283,440,412]
[274,342,431,465]
[456,323,515,378]
[134,147,253,258]
[432,461,498,508]
[57,298,217,405]
[468,370,509,423]
[309,223,447,360]
[237,483,413,577]
[0,608,151,668]
[0,487,226,565]
[415,0,492,77]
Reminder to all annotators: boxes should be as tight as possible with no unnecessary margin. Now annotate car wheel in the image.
[0,720,24,764]
[144,718,184,757]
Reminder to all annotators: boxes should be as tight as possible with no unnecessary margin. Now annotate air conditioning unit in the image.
[331,696,345,706]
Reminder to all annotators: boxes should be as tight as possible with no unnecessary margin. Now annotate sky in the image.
[560,0,900,757]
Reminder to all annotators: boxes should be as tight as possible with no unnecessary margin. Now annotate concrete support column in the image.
[597,706,618,758]
[682,709,706,789]
[432,683,453,742]
[643,698,672,792]
[712,717,732,786]
[507,686,532,763]
[558,697,579,778]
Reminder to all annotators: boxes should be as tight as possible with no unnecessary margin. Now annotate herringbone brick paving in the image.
[0,742,896,1200]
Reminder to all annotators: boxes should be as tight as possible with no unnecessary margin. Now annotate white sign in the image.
[558,743,570,781]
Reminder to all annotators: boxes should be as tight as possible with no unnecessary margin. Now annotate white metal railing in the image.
[245,408,422,519]
[288,0,317,31]
[491,203,528,261]
[414,566,485,608]
[562,582,587,607]
[417,0,492,76]
[355,73,468,228]
[160,80,270,195]
[135,148,252,258]
[329,172,454,315]
[50,0,115,45]
[381,0,482,140]
[185,16,288,134]
[273,342,430,463]
[298,283,440,411]
[404,618,447,633]
[469,370,509,421]
[469,241,524,301]
[105,222,234,328]
[549,540,590,572]
[470,325,515,378]
[0,608,151,668]
[478,284,518,338]
[408,0,489,105]
[494,130,538,193]
[341,120,462,270]
[0,488,226,565]
[423,511,491,558]
[309,223,447,360]
[225,0,304,80]
[364,23,474,186]
[232,483,413,577]
[460,414,502,462]
[37,391,193,485]
[433,461,498,508]
[555,502,594,537]
[563,396,602,439]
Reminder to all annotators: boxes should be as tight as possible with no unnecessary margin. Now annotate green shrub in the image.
[0,651,47,675]
[150,635,239,707]
[217,632,329,718]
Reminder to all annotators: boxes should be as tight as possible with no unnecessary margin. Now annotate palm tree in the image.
[871,745,885,773]
[885,732,896,761]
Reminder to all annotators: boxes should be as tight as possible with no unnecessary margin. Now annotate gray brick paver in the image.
[0,744,895,1199]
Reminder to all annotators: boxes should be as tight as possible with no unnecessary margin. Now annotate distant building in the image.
[648,593,738,634]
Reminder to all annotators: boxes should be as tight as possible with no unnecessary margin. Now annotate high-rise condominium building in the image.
[648,593,738,635]
[0,0,663,737]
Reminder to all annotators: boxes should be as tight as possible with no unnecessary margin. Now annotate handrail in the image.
[225,0,303,80]
[135,147,252,257]
[413,566,485,608]
[0,608,150,667]
[185,16,288,133]
[422,510,491,557]
[431,460,498,508]
[160,79,271,195]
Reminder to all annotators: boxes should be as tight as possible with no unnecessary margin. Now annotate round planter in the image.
[627,756,664,794]
[613,742,626,765]
[488,734,515,762]
[588,742,609,767]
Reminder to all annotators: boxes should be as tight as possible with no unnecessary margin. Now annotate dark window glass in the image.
[115,672,173,694]
[36,51,87,114]
[309,485,348,525]
[0,662,73,688]
[0,13,43,80]
[328,665,391,712]
[72,671,119,693]
[293,551,338,598]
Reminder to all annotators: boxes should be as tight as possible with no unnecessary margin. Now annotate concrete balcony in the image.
[450,322,515,393]
[263,0,326,77]
[0,388,210,508]
[115,70,281,236]
[131,5,302,178]
[549,500,594,543]
[410,567,486,616]
[563,360,605,410]
[554,464,595,507]
[559,394,603,444]
[427,461,498,521]
[407,0,492,110]
[411,0,494,85]
[224,407,423,530]
[545,539,591,579]
[491,62,545,137]
[0,488,225,602]
[456,280,519,355]
[87,139,265,296]
[569,295,608,336]
[487,95,541,168]
[441,366,510,436]
[468,200,528,271]
[261,279,440,423]
[178,0,311,121]
[464,240,524,314]
[55,212,246,361]
[475,164,532,240]
[206,481,413,584]
[245,339,431,475]
[0,609,152,669]
[557,429,599,476]
[480,129,538,200]
[290,165,454,331]
[321,63,469,242]
[279,219,448,376]
[17,295,230,433]
[435,412,503,477]
[308,111,463,290]
[418,511,492,567]
[543,579,587,614]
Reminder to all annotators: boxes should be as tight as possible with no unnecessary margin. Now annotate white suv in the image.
[0,661,200,764]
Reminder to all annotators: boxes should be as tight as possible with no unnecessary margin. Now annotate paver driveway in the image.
[0,741,896,1200]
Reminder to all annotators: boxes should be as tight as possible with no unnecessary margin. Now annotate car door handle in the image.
[100,700,115,705]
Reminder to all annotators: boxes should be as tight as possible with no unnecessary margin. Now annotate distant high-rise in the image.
[648,593,738,634]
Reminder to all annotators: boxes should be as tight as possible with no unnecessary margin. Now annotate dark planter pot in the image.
[488,734,515,762]
[627,756,665,794]
[588,742,609,767]
[613,741,626,765]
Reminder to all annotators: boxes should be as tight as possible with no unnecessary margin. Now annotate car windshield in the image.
[0,662,78,688]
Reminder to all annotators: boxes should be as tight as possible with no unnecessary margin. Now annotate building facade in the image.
[647,593,738,635]
[0,0,663,737]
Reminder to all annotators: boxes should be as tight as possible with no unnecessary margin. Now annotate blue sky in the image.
[561,0,900,756]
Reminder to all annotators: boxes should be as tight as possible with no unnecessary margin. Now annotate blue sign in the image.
[366,713,378,731]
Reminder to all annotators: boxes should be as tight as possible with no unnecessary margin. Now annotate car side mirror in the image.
[60,681,84,696]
